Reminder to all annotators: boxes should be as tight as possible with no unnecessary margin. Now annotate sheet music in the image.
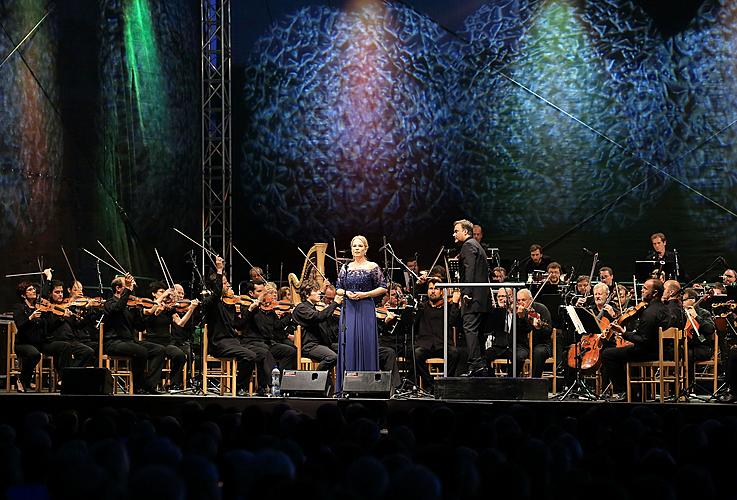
[565,305,586,335]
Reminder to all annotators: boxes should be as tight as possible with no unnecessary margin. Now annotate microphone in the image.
[582,247,596,256]
[378,242,391,252]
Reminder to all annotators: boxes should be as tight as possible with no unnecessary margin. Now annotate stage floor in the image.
[0,391,731,429]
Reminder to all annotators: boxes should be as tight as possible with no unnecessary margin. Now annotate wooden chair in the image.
[201,325,239,396]
[37,354,57,392]
[626,327,684,403]
[98,323,134,395]
[490,331,531,377]
[295,325,319,370]
[690,332,719,394]
[425,357,445,381]
[5,322,56,392]
[541,329,558,393]
[6,321,20,392]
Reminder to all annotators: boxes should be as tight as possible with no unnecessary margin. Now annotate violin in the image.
[172,299,199,313]
[126,296,155,308]
[64,296,104,309]
[36,299,72,317]
[315,301,341,317]
[259,299,293,313]
[517,307,550,329]
[222,294,255,307]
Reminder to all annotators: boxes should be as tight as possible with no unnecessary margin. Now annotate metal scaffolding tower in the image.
[201,0,232,278]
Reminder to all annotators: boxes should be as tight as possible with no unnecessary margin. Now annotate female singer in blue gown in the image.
[335,235,387,394]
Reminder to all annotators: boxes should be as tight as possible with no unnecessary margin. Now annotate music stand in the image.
[558,306,600,400]
[635,260,658,282]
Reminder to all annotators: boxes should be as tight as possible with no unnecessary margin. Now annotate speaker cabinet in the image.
[281,370,330,397]
[60,368,114,395]
[342,371,394,398]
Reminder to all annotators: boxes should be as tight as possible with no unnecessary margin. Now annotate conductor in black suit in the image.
[453,219,490,375]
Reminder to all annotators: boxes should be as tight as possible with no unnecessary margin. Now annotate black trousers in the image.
[270,342,297,371]
[688,343,713,390]
[15,343,41,387]
[42,340,96,372]
[531,343,552,378]
[211,338,257,391]
[240,338,276,389]
[302,343,337,371]
[154,343,187,387]
[462,311,485,371]
[105,340,165,392]
[485,345,528,377]
[379,346,401,388]
[601,345,655,393]
[414,345,459,388]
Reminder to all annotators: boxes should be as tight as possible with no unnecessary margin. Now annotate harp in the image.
[288,243,327,304]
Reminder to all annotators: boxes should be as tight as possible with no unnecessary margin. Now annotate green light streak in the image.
[123,0,167,143]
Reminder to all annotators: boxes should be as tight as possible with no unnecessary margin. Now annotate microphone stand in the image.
[382,243,425,395]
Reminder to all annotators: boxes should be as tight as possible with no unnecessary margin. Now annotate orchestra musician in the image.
[516,288,553,379]
[538,262,563,295]
[292,279,343,372]
[599,267,615,292]
[202,256,258,396]
[12,281,45,392]
[170,283,199,389]
[662,280,685,329]
[601,279,670,401]
[484,287,527,376]
[453,219,490,376]
[492,266,507,283]
[588,283,619,320]
[413,281,461,388]
[568,275,593,307]
[66,280,103,357]
[524,244,552,280]
[41,280,96,376]
[682,288,715,386]
[473,223,495,258]
[241,281,294,394]
[648,232,680,280]
[142,281,191,390]
[723,269,736,286]
[103,274,166,394]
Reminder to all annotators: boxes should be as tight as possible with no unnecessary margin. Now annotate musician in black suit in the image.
[516,288,553,378]
[601,279,670,400]
[413,281,461,388]
[484,288,528,376]
[453,219,490,375]
[647,232,681,280]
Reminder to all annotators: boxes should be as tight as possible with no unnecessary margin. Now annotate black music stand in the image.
[635,260,658,282]
[558,306,600,400]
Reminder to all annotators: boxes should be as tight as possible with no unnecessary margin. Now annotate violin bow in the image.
[97,240,128,275]
[61,245,77,283]
[154,248,172,289]
[161,255,175,288]
[80,247,126,275]
[172,227,217,266]
[232,244,266,282]
[297,246,328,282]
[427,246,444,276]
